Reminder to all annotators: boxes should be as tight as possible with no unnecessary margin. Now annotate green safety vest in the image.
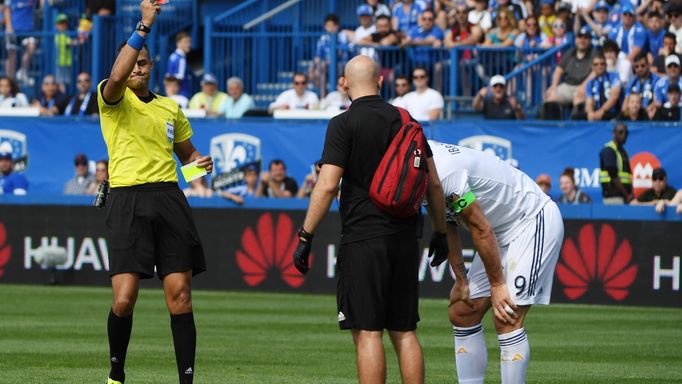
[599,141,632,185]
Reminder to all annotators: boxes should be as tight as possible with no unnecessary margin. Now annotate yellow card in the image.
[180,160,207,183]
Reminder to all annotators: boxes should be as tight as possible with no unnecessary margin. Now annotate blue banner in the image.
[0,117,680,201]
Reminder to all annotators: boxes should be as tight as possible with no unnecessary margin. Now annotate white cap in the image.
[665,55,680,67]
[490,75,506,87]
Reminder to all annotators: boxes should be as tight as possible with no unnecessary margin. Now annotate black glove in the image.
[428,231,449,267]
[293,227,313,274]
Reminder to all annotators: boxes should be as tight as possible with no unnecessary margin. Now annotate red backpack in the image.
[369,107,428,218]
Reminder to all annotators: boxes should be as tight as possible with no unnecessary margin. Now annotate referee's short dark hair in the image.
[117,41,150,55]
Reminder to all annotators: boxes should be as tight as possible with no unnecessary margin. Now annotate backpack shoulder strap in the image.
[396,106,411,126]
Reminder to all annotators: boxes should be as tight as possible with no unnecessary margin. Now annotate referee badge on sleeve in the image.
[166,121,175,143]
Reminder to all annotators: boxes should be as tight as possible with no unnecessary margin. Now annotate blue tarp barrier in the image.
[0,117,680,202]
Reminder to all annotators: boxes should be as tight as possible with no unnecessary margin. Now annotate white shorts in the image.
[468,201,564,306]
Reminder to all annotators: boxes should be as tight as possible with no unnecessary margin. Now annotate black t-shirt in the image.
[261,176,298,197]
[637,186,677,202]
[560,47,597,86]
[483,96,516,119]
[654,106,680,121]
[599,143,633,198]
[320,95,432,244]
[64,91,99,116]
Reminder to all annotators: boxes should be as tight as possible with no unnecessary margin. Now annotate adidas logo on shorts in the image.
[185,367,193,375]
[337,311,346,322]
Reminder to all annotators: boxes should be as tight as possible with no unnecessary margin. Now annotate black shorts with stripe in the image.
[105,182,206,279]
[336,231,420,331]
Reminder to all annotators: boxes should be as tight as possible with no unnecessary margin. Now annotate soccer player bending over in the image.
[98,1,212,383]
[428,141,564,384]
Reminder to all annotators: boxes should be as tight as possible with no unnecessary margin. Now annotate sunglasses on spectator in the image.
[294,81,306,85]
[75,161,87,166]
[652,176,665,181]
[593,61,606,66]
[413,75,427,79]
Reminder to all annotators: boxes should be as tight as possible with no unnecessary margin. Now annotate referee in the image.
[98,2,212,384]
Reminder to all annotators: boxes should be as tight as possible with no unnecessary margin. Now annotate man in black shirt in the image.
[257,159,298,198]
[545,29,596,107]
[64,72,99,117]
[654,84,681,121]
[631,167,677,205]
[292,55,448,383]
[472,75,524,119]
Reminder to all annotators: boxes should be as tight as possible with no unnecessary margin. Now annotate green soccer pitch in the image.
[0,284,680,383]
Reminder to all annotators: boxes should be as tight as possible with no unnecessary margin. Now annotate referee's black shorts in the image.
[105,182,206,279]
[336,231,420,332]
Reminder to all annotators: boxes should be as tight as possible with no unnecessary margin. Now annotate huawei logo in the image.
[236,213,311,288]
[556,224,637,301]
[0,222,11,277]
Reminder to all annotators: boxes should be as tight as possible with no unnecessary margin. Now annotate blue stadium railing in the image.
[204,28,565,114]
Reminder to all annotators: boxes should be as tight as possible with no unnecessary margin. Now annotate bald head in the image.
[344,55,382,99]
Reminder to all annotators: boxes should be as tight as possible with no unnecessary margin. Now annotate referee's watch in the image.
[136,21,151,33]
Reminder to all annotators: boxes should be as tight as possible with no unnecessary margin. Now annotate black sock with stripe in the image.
[171,312,196,384]
[108,309,133,382]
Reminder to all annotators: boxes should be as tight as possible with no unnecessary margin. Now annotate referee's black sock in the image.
[170,312,196,384]
[108,309,133,383]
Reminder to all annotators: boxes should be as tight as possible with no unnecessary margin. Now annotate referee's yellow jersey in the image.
[97,79,193,187]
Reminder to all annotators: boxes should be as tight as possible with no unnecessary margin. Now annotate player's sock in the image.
[498,327,530,384]
[108,309,133,383]
[171,312,196,384]
[454,323,487,384]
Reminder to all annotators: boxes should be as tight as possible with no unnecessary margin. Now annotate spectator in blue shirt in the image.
[219,77,255,119]
[624,52,659,117]
[310,13,350,97]
[646,12,665,59]
[653,55,682,107]
[4,0,37,85]
[585,54,622,121]
[0,144,27,195]
[403,9,444,66]
[608,4,646,61]
[392,0,425,35]
[578,0,612,48]
[166,31,193,99]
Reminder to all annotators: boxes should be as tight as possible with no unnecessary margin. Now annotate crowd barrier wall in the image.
[0,204,679,307]
[0,117,680,202]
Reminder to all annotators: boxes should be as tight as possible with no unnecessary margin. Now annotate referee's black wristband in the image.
[298,227,314,242]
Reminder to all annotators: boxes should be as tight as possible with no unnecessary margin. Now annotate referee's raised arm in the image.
[102,0,160,103]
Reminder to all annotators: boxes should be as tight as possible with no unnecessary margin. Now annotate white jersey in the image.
[429,140,551,245]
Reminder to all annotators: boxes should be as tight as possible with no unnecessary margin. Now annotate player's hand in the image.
[491,283,518,325]
[140,0,161,26]
[196,155,213,174]
[428,231,449,267]
[449,280,474,308]
[293,237,312,274]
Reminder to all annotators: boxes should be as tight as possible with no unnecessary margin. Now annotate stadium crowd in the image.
[0,0,680,213]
